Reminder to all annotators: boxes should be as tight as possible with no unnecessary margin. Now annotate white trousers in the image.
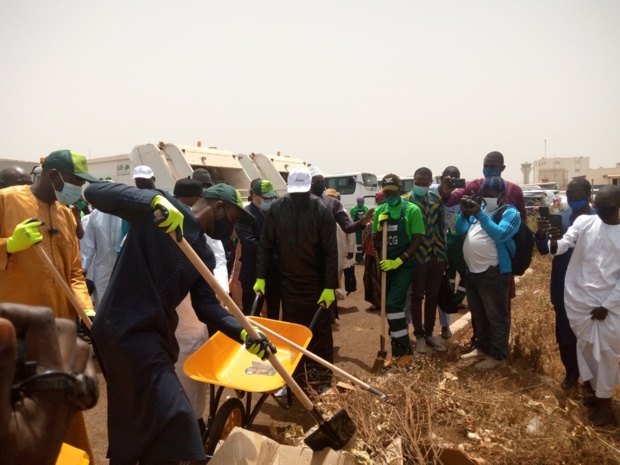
[577,339,620,398]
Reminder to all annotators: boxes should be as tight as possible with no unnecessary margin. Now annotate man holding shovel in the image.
[373,174,425,363]
[84,181,276,465]
[0,149,98,459]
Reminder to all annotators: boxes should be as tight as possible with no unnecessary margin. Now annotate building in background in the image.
[533,156,588,189]
[531,156,619,189]
[585,163,620,188]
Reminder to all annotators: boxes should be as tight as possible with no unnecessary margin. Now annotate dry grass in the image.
[311,254,620,464]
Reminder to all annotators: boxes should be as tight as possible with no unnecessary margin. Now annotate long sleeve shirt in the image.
[456,205,520,274]
[444,178,527,222]
[0,185,91,319]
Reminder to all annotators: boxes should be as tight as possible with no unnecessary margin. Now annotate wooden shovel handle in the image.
[34,244,92,329]
[380,225,388,350]
[173,235,319,413]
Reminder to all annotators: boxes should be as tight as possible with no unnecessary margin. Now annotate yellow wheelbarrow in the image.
[183,316,313,456]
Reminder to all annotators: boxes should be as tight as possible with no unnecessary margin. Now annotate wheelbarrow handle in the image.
[250,292,265,317]
[171,235,319,414]
[34,244,92,329]
[251,319,387,399]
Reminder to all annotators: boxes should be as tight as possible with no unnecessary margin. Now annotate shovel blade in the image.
[370,350,388,374]
[304,409,357,451]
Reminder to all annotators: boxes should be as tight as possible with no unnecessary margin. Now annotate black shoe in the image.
[589,408,618,427]
[561,376,578,390]
[441,326,452,339]
[461,342,477,354]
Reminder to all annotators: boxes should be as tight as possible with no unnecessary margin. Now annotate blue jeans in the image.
[465,266,511,359]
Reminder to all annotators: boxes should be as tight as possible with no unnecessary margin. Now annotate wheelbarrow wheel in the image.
[204,397,245,456]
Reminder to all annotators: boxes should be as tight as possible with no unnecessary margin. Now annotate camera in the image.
[449,178,466,189]
[461,195,484,209]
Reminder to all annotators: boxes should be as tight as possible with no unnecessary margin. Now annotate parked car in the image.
[523,189,561,211]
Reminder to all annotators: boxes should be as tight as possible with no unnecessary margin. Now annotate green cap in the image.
[252,179,277,198]
[203,183,256,225]
[42,150,99,182]
[381,173,402,192]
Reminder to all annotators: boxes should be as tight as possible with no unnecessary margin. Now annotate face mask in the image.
[483,168,502,178]
[259,199,272,212]
[596,206,617,223]
[213,214,235,241]
[413,185,429,197]
[483,197,498,211]
[568,199,587,211]
[385,196,401,207]
[54,173,83,205]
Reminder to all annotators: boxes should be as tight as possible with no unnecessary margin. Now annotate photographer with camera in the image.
[455,176,521,370]
[0,303,98,465]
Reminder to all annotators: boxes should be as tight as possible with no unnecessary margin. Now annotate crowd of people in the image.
[0,148,619,464]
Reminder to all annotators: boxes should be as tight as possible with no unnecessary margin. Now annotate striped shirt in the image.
[403,190,448,264]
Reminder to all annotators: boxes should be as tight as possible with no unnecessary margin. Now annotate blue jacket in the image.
[455,204,521,274]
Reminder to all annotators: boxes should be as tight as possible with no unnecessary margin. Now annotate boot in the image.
[589,397,618,427]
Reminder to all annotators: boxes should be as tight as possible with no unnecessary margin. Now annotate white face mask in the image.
[483,197,498,212]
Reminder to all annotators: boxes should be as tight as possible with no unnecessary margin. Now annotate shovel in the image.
[249,292,387,398]
[34,244,92,329]
[170,234,357,451]
[370,226,388,374]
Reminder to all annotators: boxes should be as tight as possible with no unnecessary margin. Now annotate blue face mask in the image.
[413,185,429,197]
[259,199,272,212]
[54,173,83,205]
[483,168,502,178]
[568,198,587,211]
[385,196,401,206]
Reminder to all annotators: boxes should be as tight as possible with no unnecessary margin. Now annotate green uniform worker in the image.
[373,174,425,357]
[350,196,369,263]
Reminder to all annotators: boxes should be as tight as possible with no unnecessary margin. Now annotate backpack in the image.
[492,205,535,276]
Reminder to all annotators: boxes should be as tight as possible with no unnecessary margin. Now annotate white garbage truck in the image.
[83,142,311,199]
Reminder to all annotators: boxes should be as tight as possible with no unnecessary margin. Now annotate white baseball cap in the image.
[133,165,155,179]
[309,166,322,177]
[287,168,312,193]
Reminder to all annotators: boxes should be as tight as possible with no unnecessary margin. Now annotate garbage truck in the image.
[84,142,311,199]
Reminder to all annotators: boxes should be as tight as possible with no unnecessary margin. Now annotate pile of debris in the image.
[220,255,620,464]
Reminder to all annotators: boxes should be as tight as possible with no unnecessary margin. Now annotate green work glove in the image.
[253,278,266,295]
[240,327,277,361]
[6,218,44,253]
[151,195,184,242]
[318,289,336,308]
[376,212,390,231]
[380,257,403,271]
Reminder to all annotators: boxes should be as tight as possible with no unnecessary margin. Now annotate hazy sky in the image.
[1,1,618,183]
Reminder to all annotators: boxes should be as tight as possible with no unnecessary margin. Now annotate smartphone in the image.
[538,206,550,219]
[449,178,466,189]
[549,214,563,231]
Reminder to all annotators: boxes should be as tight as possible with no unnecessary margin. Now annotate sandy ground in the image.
[84,263,469,464]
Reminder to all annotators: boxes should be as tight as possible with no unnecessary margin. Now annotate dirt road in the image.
[84,264,470,463]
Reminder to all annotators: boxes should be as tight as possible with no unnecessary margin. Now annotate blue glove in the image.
[240,327,277,361]
[376,212,390,231]
[380,257,403,271]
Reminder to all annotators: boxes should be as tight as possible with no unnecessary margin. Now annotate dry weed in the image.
[310,254,620,464]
